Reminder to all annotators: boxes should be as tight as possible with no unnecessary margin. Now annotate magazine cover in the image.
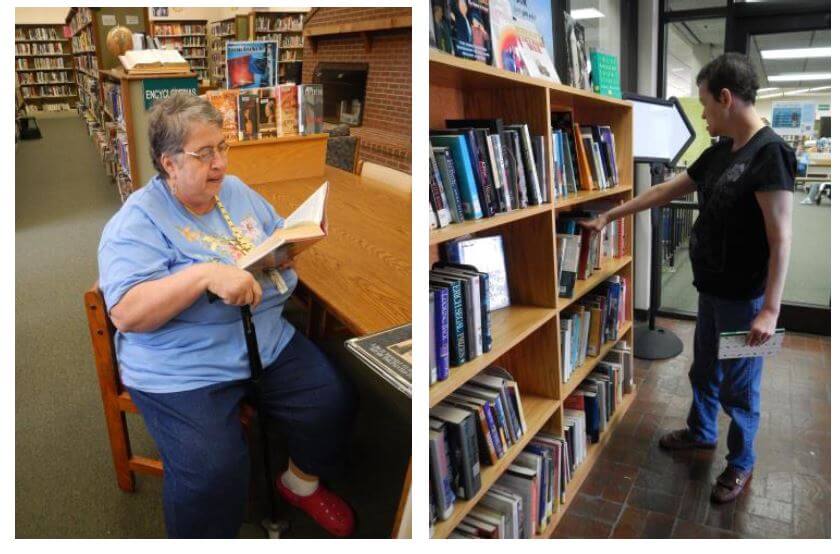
[276,84,298,135]
[237,90,259,141]
[449,0,493,65]
[225,40,278,89]
[490,0,559,82]
[258,87,277,138]
[298,84,323,135]
[206,89,239,143]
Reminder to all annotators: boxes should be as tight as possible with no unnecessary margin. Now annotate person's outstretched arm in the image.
[580,171,697,232]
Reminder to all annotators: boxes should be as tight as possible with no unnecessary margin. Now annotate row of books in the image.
[102,81,124,123]
[16,27,62,41]
[70,26,94,53]
[17,58,66,70]
[556,210,627,298]
[17,71,72,85]
[560,282,629,383]
[255,14,304,32]
[25,102,71,114]
[430,234,511,382]
[428,117,622,229]
[162,39,205,50]
[279,51,304,62]
[210,20,236,36]
[154,23,206,36]
[73,53,98,73]
[205,84,323,142]
[450,430,572,538]
[430,367,526,516]
[20,85,74,98]
[68,8,94,36]
[16,43,65,55]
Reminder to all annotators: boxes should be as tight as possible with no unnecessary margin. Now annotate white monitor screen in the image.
[629,98,693,162]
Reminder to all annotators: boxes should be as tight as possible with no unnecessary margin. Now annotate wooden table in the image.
[254,166,412,538]
[252,166,411,337]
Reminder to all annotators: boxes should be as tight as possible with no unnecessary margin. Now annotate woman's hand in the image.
[204,263,263,307]
[579,213,609,233]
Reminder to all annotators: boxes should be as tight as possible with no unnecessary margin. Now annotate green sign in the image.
[143,77,198,110]
[590,49,622,99]
[818,104,830,111]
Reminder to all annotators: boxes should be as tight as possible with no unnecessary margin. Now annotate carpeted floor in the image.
[15,113,410,538]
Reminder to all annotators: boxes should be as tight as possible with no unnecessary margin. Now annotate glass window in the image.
[570,0,623,65]
[660,17,725,315]
[666,0,727,10]
[749,29,831,308]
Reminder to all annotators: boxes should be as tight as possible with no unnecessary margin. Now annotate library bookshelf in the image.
[15,23,77,113]
[250,10,306,84]
[150,20,208,83]
[429,48,637,539]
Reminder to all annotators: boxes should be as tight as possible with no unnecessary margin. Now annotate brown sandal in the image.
[711,466,752,503]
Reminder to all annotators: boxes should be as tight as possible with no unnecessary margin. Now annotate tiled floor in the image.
[551,318,831,539]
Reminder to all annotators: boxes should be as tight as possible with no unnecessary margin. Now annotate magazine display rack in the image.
[429,48,637,539]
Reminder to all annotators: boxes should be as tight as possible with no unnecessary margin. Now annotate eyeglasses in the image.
[182,142,231,165]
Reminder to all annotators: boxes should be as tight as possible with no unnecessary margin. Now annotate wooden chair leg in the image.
[306,300,328,339]
[103,405,136,492]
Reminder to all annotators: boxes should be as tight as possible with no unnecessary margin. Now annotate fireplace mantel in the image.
[304,15,412,53]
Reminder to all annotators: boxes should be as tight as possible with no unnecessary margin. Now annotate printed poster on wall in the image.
[771,101,817,135]
[225,41,278,90]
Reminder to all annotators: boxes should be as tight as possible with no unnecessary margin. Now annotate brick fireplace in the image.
[302,7,411,173]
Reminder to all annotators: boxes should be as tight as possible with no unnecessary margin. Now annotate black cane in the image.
[209,293,286,538]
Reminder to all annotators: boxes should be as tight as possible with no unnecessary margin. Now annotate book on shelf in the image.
[429,146,453,228]
[298,84,323,135]
[276,84,299,135]
[345,323,411,398]
[235,182,328,271]
[118,49,190,74]
[431,128,496,218]
[237,89,259,141]
[442,0,493,66]
[429,134,483,220]
[430,286,450,384]
[205,89,239,143]
[488,0,561,83]
[430,403,482,500]
[430,0,453,53]
[431,146,465,224]
[257,87,277,138]
[431,265,485,361]
[444,234,510,312]
[430,277,467,368]
[430,419,457,521]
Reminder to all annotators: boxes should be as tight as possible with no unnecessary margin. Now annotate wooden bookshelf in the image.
[151,20,208,83]
[429,49,637,539]
[250,10,306,84]
[14,23,77,113]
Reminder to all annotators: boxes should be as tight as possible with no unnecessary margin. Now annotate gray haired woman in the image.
[97,93,357,538]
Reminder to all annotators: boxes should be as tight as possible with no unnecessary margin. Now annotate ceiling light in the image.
[761,47,832,59]
[768,73,831,82]
[570,8,605,20]
[756,87,779,93]
[809,85,832,91]
[757,93,784,100]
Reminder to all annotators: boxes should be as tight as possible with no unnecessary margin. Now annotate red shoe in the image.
[276,477,356,537]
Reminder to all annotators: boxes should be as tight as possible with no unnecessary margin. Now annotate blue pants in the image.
[128,331,357,538]
[687,293,764,472]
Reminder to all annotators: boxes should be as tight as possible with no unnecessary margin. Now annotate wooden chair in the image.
[84,284,254,492]
[359,161,412,193]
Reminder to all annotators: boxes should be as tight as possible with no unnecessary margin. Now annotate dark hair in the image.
[696,53,759,104]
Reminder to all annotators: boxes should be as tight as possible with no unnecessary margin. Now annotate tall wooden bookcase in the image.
[429,49,637,539]
[15,23,77,113]
[150,19,208,83]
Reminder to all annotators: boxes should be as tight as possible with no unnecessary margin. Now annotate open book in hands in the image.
[236,181,329,272]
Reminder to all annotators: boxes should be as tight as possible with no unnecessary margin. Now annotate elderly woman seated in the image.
[97,93,357,538]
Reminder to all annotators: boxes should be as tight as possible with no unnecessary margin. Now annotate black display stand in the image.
[622,93,695,360]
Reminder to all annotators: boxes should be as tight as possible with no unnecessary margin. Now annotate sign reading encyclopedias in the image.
[143,77,198,109]
[225,40,278,90]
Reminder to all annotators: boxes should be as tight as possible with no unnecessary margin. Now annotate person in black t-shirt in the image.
[582,53,794,504]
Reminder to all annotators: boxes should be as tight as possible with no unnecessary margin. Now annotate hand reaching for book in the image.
[579,213,608,233]
[205,263,263,308]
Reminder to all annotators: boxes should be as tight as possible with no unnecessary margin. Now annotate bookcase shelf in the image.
[538,387,638,538]
[429,204,553,246]
[429,47,637,539]
[561,320,632,402]
[556,255,633,312]
[431,394,562,539]
[429,305,556,407]
[14,23,77,113]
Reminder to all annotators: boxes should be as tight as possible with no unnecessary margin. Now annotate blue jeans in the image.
[127,331,357,538]
[686,293,764,472]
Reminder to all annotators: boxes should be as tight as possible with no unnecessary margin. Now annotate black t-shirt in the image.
[686,126,795,300]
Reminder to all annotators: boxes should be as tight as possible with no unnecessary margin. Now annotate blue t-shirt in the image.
[98,174,299,393]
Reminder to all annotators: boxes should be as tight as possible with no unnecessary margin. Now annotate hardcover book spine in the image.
[433,287,450,380]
